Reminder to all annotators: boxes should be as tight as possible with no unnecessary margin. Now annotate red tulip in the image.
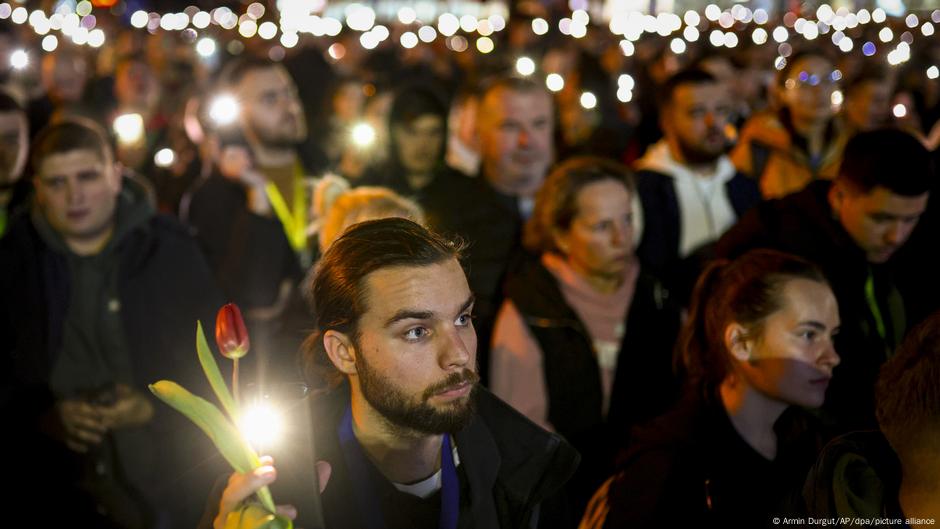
[215,303,249,359]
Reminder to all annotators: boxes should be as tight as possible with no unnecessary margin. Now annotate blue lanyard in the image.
[338,406,460,529]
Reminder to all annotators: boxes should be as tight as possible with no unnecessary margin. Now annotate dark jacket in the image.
[582,388,828,529]
[635,167,760,303]
[420,171,529,382]
[803,431,905,521]
[504,255,682,514]
[0,184,226,529]
[202,385,580,529]
[715,180,906,432]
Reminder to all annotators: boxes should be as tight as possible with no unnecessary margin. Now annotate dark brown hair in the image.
[30,117,112,173]
[679,250,829,390]
[303,218,465,388]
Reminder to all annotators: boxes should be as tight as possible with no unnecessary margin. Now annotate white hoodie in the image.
[634,140,738,258]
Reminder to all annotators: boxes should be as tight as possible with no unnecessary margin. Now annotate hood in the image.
[637,140,737,186]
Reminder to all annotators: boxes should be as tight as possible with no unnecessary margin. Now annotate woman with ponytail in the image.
[581,249,841,528]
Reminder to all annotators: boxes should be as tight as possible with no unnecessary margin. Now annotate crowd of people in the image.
[1,6,939,529]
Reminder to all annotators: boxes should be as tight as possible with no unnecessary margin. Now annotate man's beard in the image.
[357,354,479,435]
[676,131,728,165]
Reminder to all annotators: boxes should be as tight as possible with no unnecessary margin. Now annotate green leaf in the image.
[223,504,293,529]
[196,321,239,422]
[149,380,275,512]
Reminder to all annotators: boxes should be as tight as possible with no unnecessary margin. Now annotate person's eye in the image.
[404,327,430,341]
[455,313,473,327]
[593,220,612,231]
[800,330,818,341]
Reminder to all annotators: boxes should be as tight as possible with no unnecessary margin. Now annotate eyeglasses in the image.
[786,69,842,89]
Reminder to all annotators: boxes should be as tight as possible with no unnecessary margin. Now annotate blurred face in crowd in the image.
[41,50,88,104]
[333,81,366,123]
[326,259,479,435]
[115,59,161,111]
[478,86,554,198]
[844,80,892,131]
[237,65,307,148]
[780,55,837,126]
[728,278,841,409]
[554,179,634,286]
[34,148,121,246]
[0,110,28,187]
[662,81,733,165]
[393,114,445,176]
[830,182,929,263]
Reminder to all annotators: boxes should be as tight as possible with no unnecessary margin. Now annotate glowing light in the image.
[532,17,548,35]
[154,148,176,168]
[683,10,700,27]
[398,7,416,25]
[113,113,144,145]
[460,15,477,33]
[10,49,27,69]
[240,403,284,450]
[11,6,27,24]
[773,26,788,43]
[247,2,265,19]
[570,23,587,39]
[862,42,876,56]
[0,5,10,20]
[438,13,458,36]
[803,23,819,40]
[618,74,635,90]
[516,57,535,76]
[489,15,506,32]
[683,26,699,42]
[572,9,589,25]
[41,35,58,52]
[872,8,886,24]
[477,19,493,36]
[839,37,854,52]
[580,92,597,110]
[752,28,768,45]
[927,66,939,79]
[359,32,379,50]
[546,73,564,92]
[209,95,240,126]
[351,122,376,147]
[857,9,872,24]
[280,33,299,48]
[258,21,278,40]
[831,90,843,107]
[619,40,635,56]
[87,28,104,48]
[704,4,721,21]
[709,30,724,47]
[328,43,345,60]
[724,32,738,48]
[238,20,257,38]
[476,36,494,54]
[670,38,686,54]
[346,4,376,32]
[718,12,733,29]
[449,36,468,52]
[893,103,907,118]
[400,31,418,48]
[922,23,935,37]
[418,25,436,42]
[192,11,210,28]
[879,27,893,42]
[754,9,769,25]
[196,37,216,57]
[905,14,918,28]
[617,88,633,103]
[372,25,389,41]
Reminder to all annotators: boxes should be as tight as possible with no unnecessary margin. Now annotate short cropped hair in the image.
[657,68,719,109]
[876,311,940,456]
[30,117,112,173]
[838,128,933,196]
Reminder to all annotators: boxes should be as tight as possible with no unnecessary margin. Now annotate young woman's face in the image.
[735,278,841,409]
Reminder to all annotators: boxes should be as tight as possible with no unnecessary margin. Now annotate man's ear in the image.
[323,329,358,376]
[828,180,847,216]
[724,323,752,362]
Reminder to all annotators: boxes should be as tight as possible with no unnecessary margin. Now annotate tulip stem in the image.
[232,358,240,406]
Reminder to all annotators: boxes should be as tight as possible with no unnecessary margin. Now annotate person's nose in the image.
[439,326,472,371]
[883,221,906,246]
[819,338,840,374]
[66,178,83,205]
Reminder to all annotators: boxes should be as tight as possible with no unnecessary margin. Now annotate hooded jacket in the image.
[1,177,225,529]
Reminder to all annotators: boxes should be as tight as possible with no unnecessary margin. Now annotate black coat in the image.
[715,180,907,432]
[0,208,226,529]
[504,255,682,514]
[583,388,828,529]
[201,385,580,529]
